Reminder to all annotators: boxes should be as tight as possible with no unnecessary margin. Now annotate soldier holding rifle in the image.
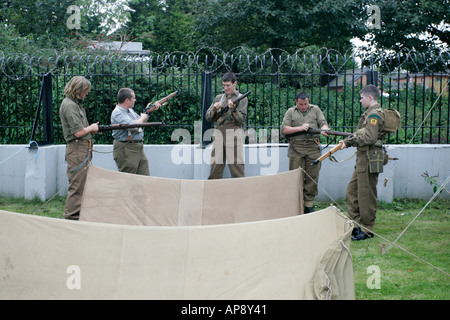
[339,85,386,241]
[111,88,161,176]
[281,91,330,214]
[205,72,248,179]
[59,76,99,220]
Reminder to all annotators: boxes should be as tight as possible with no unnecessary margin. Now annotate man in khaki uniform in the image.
[282,92,330,213]
[340,85,385,240]
[59,76,99,220]
[206,72,248,179]
[111,88,161,176]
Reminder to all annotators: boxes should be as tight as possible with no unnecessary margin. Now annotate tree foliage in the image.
[126,0,197,53]
[358,0,450,55]
[1,0,448,56]
[0,0,129,52]
[0,0,76,48]
[190,0,367,53]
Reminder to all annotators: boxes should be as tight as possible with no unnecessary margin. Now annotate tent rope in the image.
[299,167,450,278]
[383,175,450,255]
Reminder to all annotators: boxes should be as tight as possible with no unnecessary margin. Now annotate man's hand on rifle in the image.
[90,122,99,135]
[299,123,310,132]
[228,99,236,110]
[135,113,150,130]
[139,113,149,121]
[213,101,222,111]
[153,101,162,111]
[320,126,330,137]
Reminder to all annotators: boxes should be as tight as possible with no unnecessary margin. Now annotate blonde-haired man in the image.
[59,76,98,220]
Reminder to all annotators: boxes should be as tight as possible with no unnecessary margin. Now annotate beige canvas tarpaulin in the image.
[0,206,354,299]
[79,166,305,225]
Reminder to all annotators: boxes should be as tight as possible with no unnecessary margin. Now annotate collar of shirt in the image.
[365,104,381,115]
[295,104,312,114]
[225,90,239,99]
[116,105,139,118]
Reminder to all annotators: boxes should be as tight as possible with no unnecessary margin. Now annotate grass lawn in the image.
[316,198,450,300]
[1,196,449,300]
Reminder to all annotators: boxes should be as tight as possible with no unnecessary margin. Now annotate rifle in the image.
[310,141,343,166]
[286,128,354,139]
[213,91,251,121]
[144,90,179,114]
[98,122,165,133]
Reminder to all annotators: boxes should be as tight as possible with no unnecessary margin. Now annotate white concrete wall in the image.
[0,143,449,202]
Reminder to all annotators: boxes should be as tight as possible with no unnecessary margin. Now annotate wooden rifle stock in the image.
[98,122,165,133]
[310,141,343,166]
[213,91,251,121]
[144,90,179,114]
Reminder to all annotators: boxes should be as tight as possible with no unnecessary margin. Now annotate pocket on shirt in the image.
[367,149,384,173]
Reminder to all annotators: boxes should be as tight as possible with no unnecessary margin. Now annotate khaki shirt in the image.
[281,104,328,141]
[59,97,91,143]
[343,104,385,149]
[205,90,248,128]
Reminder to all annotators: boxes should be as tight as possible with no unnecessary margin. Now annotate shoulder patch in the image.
[368,114,380,119]
[370,118,378,126]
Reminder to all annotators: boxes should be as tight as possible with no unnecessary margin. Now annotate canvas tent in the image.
[79,166,304,225]
[0,166,355,299]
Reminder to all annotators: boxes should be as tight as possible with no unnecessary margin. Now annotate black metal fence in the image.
[1,49,449,145]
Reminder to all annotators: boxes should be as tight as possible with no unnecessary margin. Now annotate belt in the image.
[67,139,91,144]
[289,138,317,144]
[116,139,143,144]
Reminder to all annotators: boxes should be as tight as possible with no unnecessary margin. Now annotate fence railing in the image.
[1,49,449,145]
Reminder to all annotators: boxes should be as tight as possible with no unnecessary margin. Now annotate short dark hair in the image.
[360,85,380,100]
[295,91,309,100]
[117,88,134,104]
[222,71,237,83]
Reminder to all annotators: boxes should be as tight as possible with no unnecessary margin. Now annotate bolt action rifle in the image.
[285,128,354,139]
[98,122,165,133]
[144,90,179,114]
[213,91,251,121]
[310,141,344,166]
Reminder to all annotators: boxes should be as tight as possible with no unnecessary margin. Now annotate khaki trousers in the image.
[346,150,379,232]
[208,127,245,179]
[289,140,321,207]
[64,140,92,220]
[113,140,150,176]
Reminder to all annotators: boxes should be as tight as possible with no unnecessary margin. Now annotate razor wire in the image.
[1,47,450,81]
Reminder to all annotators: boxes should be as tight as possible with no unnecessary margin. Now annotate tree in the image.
[0,0,129,52]
[191,0,368,54]
[356,0,449,54]
[0,0,77,47]
[125,0,196,53]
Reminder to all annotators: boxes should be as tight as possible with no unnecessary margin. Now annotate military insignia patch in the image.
[368,114,380,126]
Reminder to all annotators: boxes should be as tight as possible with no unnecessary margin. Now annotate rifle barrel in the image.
[286,128,353,139]
[308,128,353,137]
[98,122,165,132]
